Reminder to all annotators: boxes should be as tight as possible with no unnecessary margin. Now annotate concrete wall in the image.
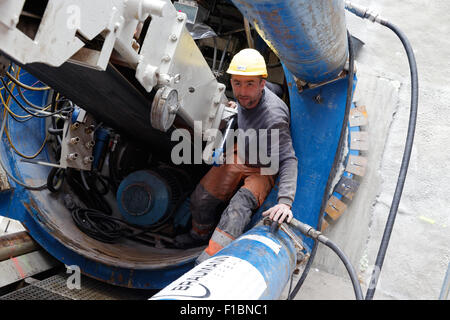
[308,0,450,300]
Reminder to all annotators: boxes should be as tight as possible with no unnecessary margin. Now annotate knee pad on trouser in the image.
[196,188,258,264]
[190,183,225,240]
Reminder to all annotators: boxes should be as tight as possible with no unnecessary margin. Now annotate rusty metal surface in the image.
[325,195,348,221]
[0,231,39,261]
[334,176,360,200]
[25,190,202,271]
[0,160,11,192]
[0,250,60,288]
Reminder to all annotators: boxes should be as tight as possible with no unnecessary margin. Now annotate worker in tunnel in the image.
[175,48,298,264]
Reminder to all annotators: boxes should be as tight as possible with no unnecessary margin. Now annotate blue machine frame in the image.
[0,0,355,290]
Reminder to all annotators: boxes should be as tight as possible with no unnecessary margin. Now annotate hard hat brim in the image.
[226,69,268,78]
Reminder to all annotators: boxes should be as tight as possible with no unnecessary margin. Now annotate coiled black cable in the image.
[68,197,184,245]
[64,169,112,215]
[47,167,65,193]
[71,207,132,244]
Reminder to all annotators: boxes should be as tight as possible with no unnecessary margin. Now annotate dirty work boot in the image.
[195,188,259,264]
[174,231,209,249]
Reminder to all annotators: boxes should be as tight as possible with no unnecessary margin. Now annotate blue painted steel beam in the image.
[231,0,348,83]
[249,66,357,250]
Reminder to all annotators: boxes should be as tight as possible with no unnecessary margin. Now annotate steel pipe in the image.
[231,0,348,83]
[0,231,39,262]
[151,225,297,300]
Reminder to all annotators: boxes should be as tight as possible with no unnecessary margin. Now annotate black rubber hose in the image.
[47,167,65,193]
[288,30,355,300]
[365,20,418,300]
[317,235,364,300]
[288,218,364,300]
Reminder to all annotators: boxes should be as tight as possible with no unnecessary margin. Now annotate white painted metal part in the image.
[0,0,227,148]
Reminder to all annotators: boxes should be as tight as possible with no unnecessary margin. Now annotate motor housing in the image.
[117,169,183,228]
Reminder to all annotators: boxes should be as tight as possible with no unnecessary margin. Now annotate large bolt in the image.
[70,137,80,145]
[83,156,94,164]
[85,141,95,149]
[85,125,95,134]
[177,13,185,22]
[67,153,78,161]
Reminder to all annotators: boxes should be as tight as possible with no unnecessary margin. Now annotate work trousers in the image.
[190,158,275,264]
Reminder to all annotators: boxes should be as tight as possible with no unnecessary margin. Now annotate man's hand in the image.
[262,203,293,224]
[228,101,237,109]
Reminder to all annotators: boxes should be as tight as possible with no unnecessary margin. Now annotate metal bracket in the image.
[262,217,304,252]
[59,113,96,171]
[346,155,368,177]
[350,131,369,151]
[349,105,368,127]
[334,176,360,200]
[325,196,348,221]
[136,8,188,92]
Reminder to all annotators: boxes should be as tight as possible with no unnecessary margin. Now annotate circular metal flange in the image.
[150,86,179,132]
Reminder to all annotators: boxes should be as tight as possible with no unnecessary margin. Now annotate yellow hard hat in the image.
[226,48,268,78]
